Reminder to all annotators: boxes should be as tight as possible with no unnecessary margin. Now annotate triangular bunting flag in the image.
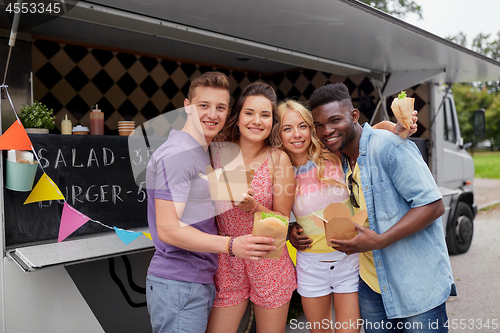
[24,172,65,204]
[0,119,33,150]
[114,227,142,245]
[58,202,90,242]
[286,240,297,266]
[143,232,152,240]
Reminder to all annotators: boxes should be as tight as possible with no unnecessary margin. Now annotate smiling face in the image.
[280,109,311,165]
[184,86,229,143]
[237,95,274,144]
[312,101,358,153]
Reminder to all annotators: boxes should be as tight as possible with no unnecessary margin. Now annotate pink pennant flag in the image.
[58,202,90,242]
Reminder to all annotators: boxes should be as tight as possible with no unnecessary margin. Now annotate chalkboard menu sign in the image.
[3,134,160,248]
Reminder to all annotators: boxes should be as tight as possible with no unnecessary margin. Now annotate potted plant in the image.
[19,101,56,134]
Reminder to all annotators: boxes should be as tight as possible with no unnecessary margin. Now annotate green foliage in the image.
[398,91,407,99]
[485,94,500,147]
[447,31,500,93]
[453,84,494,145]
[448,31,500,146]
[19,101,56,130]
[359,0,422,19]
[473,151,500,179]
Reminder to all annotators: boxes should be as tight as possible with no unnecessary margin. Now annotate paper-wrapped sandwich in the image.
[390,91,414,138]
[252,212,289,260]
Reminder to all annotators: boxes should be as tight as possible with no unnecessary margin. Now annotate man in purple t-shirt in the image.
[145,72,275,333]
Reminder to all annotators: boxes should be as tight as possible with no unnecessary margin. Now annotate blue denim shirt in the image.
[342,123,456,319]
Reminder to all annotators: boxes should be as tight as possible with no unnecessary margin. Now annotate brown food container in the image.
[205,165,254,203]
[310,203,367,247]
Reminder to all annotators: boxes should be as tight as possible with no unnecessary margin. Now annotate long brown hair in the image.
[225,82,282,147]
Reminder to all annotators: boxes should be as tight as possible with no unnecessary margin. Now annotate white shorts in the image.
[296,251,360,297]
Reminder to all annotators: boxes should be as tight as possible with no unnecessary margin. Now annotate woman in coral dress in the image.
[206,82,296,333]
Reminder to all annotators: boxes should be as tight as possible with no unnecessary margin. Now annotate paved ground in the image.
[285,178,500,333]
[473,178,500,209]
[447,205,500,333]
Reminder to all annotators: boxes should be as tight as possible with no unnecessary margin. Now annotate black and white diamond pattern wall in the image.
[32,38,428,136]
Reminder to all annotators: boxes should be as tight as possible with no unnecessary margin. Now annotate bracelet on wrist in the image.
[228,236,236,257]
[226,236,231,256]
[250,201,259,214]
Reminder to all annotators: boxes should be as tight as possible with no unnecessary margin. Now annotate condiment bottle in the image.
[90,104,104,135]
[61,114,72,135]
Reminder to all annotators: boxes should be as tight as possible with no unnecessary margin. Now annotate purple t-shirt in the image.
[146,130,218,284]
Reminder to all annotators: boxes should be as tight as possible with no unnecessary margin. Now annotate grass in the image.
[471,150,500,179]
[478,201,500,213]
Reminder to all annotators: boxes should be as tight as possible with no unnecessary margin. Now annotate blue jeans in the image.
[359,279,448,333]
[146,275,216,333]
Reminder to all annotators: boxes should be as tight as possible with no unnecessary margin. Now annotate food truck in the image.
[1,0,500,332]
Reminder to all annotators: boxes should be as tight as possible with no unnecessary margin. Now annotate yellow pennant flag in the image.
[286,240,297,266]
[143,232,152,240]
[24,173,65,204]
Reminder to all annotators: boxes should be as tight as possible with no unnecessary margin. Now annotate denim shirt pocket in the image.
[372,179,399,221]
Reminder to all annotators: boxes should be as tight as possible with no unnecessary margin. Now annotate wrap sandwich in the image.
[252,212,288,260]
[390,91,414,138]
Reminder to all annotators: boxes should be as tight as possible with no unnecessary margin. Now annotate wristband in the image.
[226,237,231,256]
[228,236,236,257]
[250,201,259,214]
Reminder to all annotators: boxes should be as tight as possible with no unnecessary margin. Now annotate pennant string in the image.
[88,217,115,230]
[30,144,48,174]
[1,85,20,121]
[113,226,139,234]
[2,83,147,243]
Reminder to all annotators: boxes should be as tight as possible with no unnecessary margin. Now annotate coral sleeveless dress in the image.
[212,149,297,309]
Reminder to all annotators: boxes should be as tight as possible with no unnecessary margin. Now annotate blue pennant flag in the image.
[114,227,142,245]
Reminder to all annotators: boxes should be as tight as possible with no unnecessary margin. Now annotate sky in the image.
[404,0,500,45]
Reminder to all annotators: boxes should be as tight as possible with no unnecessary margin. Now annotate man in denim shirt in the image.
[306,83,455,332]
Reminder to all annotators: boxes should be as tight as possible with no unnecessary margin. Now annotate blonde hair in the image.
[277,100,345,189]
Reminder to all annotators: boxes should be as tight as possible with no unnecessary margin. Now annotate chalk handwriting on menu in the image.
[34,145,152,207]
[37,147,116,168]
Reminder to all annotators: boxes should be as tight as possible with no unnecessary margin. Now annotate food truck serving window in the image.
[2,134,154,271]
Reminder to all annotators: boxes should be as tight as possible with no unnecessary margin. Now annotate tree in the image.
[448,31,500,93]
[359,0,423,19]
[453,84,494,145]
[485,94,500,149]
[448,31,500,148]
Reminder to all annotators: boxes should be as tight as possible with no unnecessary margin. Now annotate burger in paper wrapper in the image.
[252,212,288,260]
[390,91,414,138]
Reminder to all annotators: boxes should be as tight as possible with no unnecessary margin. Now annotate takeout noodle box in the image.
[390,97,415,138]
[252,213,289,260]
[205,165,254,203]
[310,203,367,247]
[8,150,34,164]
